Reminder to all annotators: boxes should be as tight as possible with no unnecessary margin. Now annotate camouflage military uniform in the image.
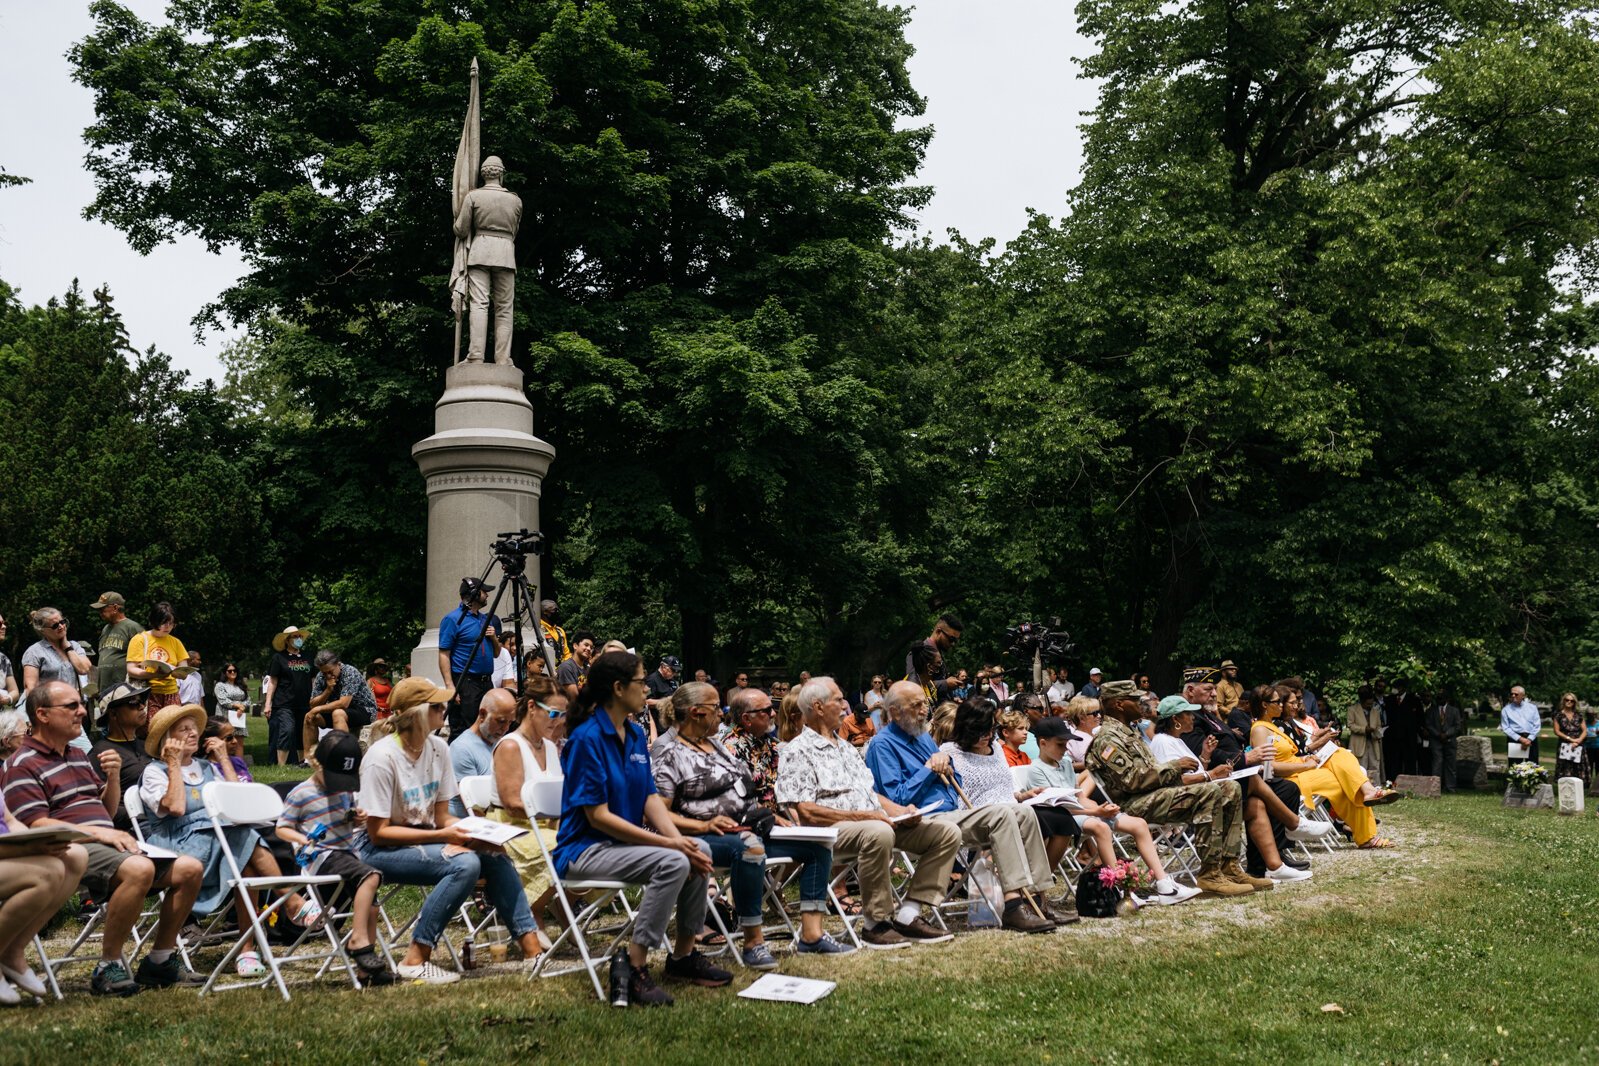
[1086,716,1243,865]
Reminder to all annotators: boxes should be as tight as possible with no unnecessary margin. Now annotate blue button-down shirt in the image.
[439,605,502,676]
[863,722,957,813]
[1500,699,1542,743]
[553,710,656,877]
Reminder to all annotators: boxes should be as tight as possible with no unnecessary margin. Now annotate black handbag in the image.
[1075,867,1120,918]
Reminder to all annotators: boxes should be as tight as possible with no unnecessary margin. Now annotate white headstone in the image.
[1557,776,1584,815]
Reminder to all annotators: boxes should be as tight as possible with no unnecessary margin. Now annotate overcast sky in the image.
[0,1,1098,382]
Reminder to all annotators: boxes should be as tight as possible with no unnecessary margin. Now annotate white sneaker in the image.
[0,962,46,998]
[1266,864,1312,882]
[0,976,18,1007]
[1286,820,1334,842]
[396,961,460,985]
[1145,881,1201,906]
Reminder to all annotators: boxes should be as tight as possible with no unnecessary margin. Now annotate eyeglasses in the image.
[630,677,649,688]
[46,699,84,711]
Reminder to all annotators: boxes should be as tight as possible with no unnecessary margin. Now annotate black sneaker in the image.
[90,960,139,997]
[608,949,631,1008]
[135,953,205,988]
[628,964,673,1007]
[663,949,733,987]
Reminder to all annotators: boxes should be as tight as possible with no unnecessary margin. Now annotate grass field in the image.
[7,781,1598,1066]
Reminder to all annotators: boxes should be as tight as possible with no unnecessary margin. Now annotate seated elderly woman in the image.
[0,789,88,1003]
[938,700,1081,879]
[139,704,319,977]
[0,710,26,763]
[651,682,851,969]
[1025,716,1200,906]
[1248,685,1398,849]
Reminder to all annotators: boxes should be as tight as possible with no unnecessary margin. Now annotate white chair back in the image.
[459,774,498,814]
[201,780,285,825]
[525,778,564,820]
[123,785,150,842]
[1010,764,1032,792]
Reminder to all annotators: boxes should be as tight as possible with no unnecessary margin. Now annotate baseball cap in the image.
[661,655,682,670]
[460,576,495,598]
[96,680,150,722]
[314,730,363,792]
[1088,667,1102,676]
[1031,716,1071,740]
[388,675,455,715]
[90,592,126,609]
[1183,665,1222,685]
[1157,694,1202,720]
[1098,679,1139,702]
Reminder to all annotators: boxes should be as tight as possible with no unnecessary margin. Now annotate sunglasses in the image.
[46,699,84,711]
[47,620,69,630]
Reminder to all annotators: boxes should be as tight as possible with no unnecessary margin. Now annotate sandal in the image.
[236,949,266,976]
[696,927,728,947]
[290,897,324,930]
[1358,836,1396,849]
[836,894,863,917]
[1365,789,1402,806]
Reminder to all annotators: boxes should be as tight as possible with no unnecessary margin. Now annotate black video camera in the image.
[1004,620,1076,665]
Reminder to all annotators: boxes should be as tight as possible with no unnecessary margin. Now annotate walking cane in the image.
[938,770,1049,922]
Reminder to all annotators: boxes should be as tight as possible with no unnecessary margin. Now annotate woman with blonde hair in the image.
[928,700,958,745]
[776,691,805,742]
[1552,692,1585,781]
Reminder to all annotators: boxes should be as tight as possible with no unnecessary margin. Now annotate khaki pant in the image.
[934,804,1053,893]
[831,817,961,925]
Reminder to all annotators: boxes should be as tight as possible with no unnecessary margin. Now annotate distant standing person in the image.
[556,631,596,705]
[1215,661,1243,714]
[176,650,205,706]
[539,600,571,665]
[437,577,501,741]
[92,592,142,699]
[366,660,393,719]
[1079,668,1102,700]
[263,624,314,766]
[1499,686,1542,764]
[494,632,521,691]
[214,663,250,735]
[123,603,187,715]
[1422,690,1463,793]
[1346,685,1384,783]
[21,607,92,704]
[1552,692,1585,781]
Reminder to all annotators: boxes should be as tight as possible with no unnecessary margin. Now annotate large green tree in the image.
[73,0,937,675]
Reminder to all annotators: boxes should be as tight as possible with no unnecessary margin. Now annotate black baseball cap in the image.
[1031,715,1071,740]
[661,655,682,670]
[314,730,363,792]
[460,576,495,598]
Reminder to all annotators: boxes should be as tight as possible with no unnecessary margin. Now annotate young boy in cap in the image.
[275,730,393,985]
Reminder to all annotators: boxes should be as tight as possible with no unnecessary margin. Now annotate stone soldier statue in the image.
[1086,678,1261,897]
[453,156,522,365]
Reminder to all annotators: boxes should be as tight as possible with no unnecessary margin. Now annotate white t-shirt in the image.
[1147,732,1196,767]
[492,647,516,688]
[1047,681,1075,704]
[359,733,456,830]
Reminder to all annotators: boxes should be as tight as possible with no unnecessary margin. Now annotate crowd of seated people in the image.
[3,629,1406,1007]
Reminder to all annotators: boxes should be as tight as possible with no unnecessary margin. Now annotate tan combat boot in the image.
[1224,859,1273,891]
[1194,863,1252,897]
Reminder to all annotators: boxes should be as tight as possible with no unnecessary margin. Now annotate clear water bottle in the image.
[1261,742,1275,781]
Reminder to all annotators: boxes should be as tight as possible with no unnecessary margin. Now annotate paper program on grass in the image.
[737,973,836,1004]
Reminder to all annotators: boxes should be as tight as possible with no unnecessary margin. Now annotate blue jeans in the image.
[358,840,535,949]
[696,832,832,925]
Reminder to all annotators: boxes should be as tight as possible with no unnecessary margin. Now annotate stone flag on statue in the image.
[448,57,481,317]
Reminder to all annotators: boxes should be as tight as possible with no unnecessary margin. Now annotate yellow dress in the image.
[1254,719,1377,845]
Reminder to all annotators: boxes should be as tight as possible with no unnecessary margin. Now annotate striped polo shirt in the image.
[1,736,114,828]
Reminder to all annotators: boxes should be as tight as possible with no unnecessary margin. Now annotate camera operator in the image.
[437,577,502,741]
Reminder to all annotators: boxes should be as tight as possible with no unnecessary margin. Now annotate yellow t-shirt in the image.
[126,631,189,695]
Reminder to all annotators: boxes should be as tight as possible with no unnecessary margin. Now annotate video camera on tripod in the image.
[1004,619,1076,695]
[453,530,557,734]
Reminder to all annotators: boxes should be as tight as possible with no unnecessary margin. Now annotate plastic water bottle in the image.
[1261,744,1275,781]
[294,822,328,870]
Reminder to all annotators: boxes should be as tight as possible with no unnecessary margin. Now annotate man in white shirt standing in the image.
[1046,668,1075,705]
[176,651,204,706]
[1499,686,1542,764]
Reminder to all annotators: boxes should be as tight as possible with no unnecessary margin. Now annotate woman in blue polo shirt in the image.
[554,651,731,1007]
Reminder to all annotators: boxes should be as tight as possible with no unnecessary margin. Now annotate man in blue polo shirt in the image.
[864,681,1058,933]
[437,577,502,741]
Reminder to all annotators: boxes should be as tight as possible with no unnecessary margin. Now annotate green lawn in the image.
[7,789,1598,1065]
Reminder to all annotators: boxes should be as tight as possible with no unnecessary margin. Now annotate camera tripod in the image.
[454,529,558,712]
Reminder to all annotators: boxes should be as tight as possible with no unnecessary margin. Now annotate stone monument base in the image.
[1502,784,1555,809]
[1394,774,1440,798]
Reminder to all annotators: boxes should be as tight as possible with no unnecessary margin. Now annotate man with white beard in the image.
[865,682,1059,933]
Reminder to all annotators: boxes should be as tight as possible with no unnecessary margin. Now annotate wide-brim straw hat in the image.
[272,625,307,652]
[145,703,209,757]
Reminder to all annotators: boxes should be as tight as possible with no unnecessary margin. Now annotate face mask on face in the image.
[292,637,305,650]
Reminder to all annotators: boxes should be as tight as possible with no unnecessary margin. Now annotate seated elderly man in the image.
[774,677,962,948]
[304,649,380,756]
[2,681,205,995]
[864,682,1059,934]
[1086,679,1256,897]
[725,687,781,812]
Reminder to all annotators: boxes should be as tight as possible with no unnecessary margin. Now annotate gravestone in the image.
[1557,777,1584,815]
[1454,735,1491,790]
[1503,784,1555,809]
[1394,774,1441,798]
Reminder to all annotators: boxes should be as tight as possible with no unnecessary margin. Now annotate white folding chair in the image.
[452,775,512,951]
[195,781,357,1001]
[30,790,182,999]
[522,779,642,1000]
